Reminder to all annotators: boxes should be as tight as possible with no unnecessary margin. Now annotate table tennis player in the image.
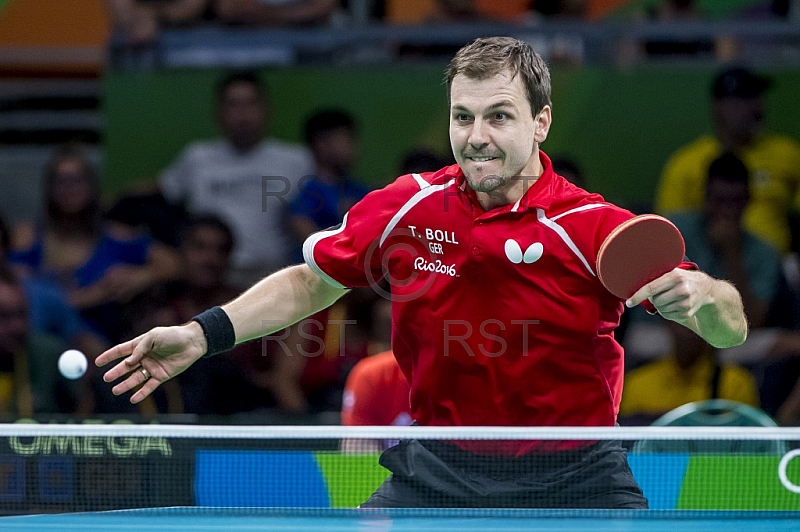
[97,37,748,509]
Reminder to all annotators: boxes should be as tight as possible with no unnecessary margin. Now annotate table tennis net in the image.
[1,424,799,515]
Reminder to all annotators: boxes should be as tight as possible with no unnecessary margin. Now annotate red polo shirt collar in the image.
[451,150,556,214]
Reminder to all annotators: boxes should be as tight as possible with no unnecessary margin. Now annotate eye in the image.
[454,113,471,122]
[494,112,508,121]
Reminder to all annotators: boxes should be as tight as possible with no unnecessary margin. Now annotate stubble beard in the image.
[466,172,508,193]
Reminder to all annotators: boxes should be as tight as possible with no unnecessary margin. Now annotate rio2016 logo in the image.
[413,257,457,277]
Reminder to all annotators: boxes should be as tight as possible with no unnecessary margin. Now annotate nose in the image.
[467,118,488,149]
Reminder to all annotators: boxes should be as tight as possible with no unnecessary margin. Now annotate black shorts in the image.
[360,438,648,509]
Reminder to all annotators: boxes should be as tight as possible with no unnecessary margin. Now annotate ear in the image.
[534,106,552,144]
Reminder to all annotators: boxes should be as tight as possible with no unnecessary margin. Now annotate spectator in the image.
[0,215,106,407]
[123,215,278,415]
[106,182,187,248]
[670,153,781,329]
[619,320,759,425]
[383,0,439,24]
[530,0,588,17]
[0,268,76,416]
[289,109,370,254]
[213,0,339,27]
[340,350,412,453]
[9,145,180,344]
[657,153,800,422]
[160,71,314,289]
[649,1,716,57]
[438,0,534,21]
[550,156,586,188]
[656,67,800,254]
[108,0,210,45]
[0,215,82,345]
[282,109,374,414]
[624,153,775,425]
[399,148,450,176]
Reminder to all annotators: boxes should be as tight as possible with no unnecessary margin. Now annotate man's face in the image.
[703,178,749,224]
[0,284,27,355]
[713,96,764,145]
[449,70,548,198]
[181,227,231,289]
[52,157,93,215]
[313,127,357,177]
[218,82,266,150]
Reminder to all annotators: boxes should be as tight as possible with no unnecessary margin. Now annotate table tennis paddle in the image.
[597,214,685,300]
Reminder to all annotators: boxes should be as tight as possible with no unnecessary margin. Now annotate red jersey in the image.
[341,351,412,426]
[305,152,685,438]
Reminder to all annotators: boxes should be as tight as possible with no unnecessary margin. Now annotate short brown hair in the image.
[446,37,552,115]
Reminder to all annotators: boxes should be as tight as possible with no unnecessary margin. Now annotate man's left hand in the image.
[626,268,712,323]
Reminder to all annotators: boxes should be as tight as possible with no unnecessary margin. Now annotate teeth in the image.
[470,157,495,162]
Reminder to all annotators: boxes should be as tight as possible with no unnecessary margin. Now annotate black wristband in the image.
[191,306,236,358]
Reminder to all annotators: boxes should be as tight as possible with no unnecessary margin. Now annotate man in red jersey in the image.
[97,37,747,509]
[340,350,412,453]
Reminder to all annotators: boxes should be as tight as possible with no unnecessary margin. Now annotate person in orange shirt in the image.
[340,350,412,453]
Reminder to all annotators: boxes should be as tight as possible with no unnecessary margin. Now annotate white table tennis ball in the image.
[58,349,88,380]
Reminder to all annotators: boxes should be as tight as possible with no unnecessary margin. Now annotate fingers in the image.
[626,268,681,308]
[626,279,662,308]
[108,363,162,404]
[129,332,155,366]
[130,375,162,404]
[628,269,703,321]
[101,333,153,383]
[110,364,151,397]
[95,334,142,367]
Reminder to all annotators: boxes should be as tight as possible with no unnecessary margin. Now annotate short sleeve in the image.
[587,204,638,270]
[341,359,381,426]
[303,175,420,289]
[655,150,707,215]
[112,234,152,265]
[159,148,193,203]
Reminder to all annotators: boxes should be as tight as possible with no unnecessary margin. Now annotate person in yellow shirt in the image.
[620,320,759,425]
[655,67,800,253]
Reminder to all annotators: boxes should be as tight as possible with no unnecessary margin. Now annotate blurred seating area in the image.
[108,0,800,69]
[1,0,800,426]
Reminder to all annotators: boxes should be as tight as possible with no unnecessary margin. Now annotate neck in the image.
[314,165,343,184]
[716,128,752,152]
[49,214,96,238]
[228,138,261,153]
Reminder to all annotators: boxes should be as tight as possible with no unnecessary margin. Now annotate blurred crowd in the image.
[107,0,795,43]
[104,0,800,75]
[0,69,451,421]
[2,0,800,429]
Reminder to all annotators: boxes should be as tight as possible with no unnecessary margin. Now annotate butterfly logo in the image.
[504,240,544,264]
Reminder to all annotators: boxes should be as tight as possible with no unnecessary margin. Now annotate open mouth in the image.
[467,156,498,162]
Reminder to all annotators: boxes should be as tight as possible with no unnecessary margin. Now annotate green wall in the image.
[103,65,800,208]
